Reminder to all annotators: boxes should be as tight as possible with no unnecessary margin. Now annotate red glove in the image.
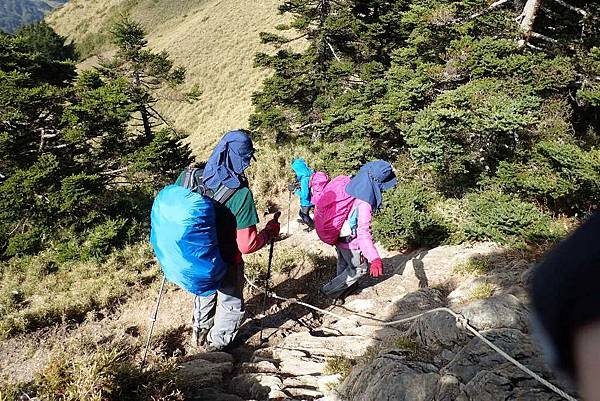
[369,258,383,277]
[264,219,280,240]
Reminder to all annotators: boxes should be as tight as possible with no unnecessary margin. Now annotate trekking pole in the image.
[259,211,280,343]
[286,189,292,236]
[141,274,166,369]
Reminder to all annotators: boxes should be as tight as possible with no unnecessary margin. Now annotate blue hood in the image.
[345,160,397,210]
[291,158,314,180]
[203,130,255,190]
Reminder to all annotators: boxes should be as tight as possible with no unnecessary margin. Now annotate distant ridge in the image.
[0,0,67,33]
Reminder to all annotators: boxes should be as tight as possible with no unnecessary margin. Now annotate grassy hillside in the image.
[0,0,67,33]
[47,0,294,159]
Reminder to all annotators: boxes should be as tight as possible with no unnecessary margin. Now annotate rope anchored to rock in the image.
[244,274,578,401]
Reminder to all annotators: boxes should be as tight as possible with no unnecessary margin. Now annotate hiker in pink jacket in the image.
[320,160,397,301]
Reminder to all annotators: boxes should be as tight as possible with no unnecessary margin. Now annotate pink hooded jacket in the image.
[337,198,380,263]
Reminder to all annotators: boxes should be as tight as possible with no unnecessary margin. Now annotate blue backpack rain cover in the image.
[150,184,227,297]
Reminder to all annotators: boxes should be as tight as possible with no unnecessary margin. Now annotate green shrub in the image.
[81,218,127,260]
[406,78,540,193]
[464,190,566,248]
[373,181,451,250]
[324,356,354,380]
[453,255,493,276]
[393,336,420,352]
[5,226,44,257]
[316,136,375,177]
[493,141,600,214]
[470,282,495,300]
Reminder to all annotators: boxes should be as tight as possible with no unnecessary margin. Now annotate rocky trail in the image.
[170,220,577,401]
[0,218,577,401]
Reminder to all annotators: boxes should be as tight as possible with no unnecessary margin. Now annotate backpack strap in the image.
[181,167,240,205]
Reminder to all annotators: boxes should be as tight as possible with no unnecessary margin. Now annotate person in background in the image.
[320,160,397,302]
[177,130,280,352]
[531,213,600,400]
[289,158,315,229]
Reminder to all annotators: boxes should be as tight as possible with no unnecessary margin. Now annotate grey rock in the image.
[464,369,564,401]
[387,288,445,322]
[285,387,323,398]
[459,294,528,332]
[279,331,380,358]
[447,276,489,305]
[189,387,245,401]
[340,353,439,401]
[240,360,279,374]
[178,356,233,388]
[230,373,284,400]
[442,329,548,384]
[406,310,467,350]
[434,374,468,401]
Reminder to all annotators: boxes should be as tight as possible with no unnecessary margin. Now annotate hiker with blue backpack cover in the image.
[313,160,397,302]
[151,130,280,352]
[289,158,315,229]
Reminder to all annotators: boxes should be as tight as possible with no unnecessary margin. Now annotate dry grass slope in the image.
[47,0,293,159]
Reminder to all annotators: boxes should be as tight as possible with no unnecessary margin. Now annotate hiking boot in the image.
[190,328,208,347]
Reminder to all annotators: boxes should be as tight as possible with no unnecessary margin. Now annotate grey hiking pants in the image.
[321,246,368,298]
[192,261,245,349]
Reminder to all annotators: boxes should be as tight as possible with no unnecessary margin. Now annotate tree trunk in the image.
[518,0,543,47]
[140,105,152,139]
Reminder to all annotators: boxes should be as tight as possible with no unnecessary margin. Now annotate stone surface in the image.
[464,369,563,401]
[383,242,503,292]
[406,310,467,350]
[230,373,284,400]
[279,331,380,358]
[188,387,245,401]
[447,276,489,305]
[434,374,468,401]
[177,356,233,388]
[459,294,528,332]
[341,353,440,401]
[442,328,546,383]
[385,288,445,322]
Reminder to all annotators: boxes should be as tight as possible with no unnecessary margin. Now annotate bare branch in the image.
[148,105,176,130]
[526,42,545,51]
[325,40,341,62]
[470,0,509,19]
[548,0,587,16]
[99,167,129,176]
[530,31,559,44]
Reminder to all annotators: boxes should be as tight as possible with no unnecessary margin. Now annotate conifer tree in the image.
[252,0,600,197]
[99,16,186,140]
[0,20,191,259]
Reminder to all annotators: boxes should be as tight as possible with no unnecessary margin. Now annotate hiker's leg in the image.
[336,246,349,275]
[299,206,314,228]
[192,294,217,331]
[321,246,359,297]
[206,262,245,349]
[345,249,368,286]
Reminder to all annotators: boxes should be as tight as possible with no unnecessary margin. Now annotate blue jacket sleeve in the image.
[298,176,312,207]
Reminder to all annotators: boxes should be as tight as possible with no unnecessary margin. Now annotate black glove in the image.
[287,182,299,192]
